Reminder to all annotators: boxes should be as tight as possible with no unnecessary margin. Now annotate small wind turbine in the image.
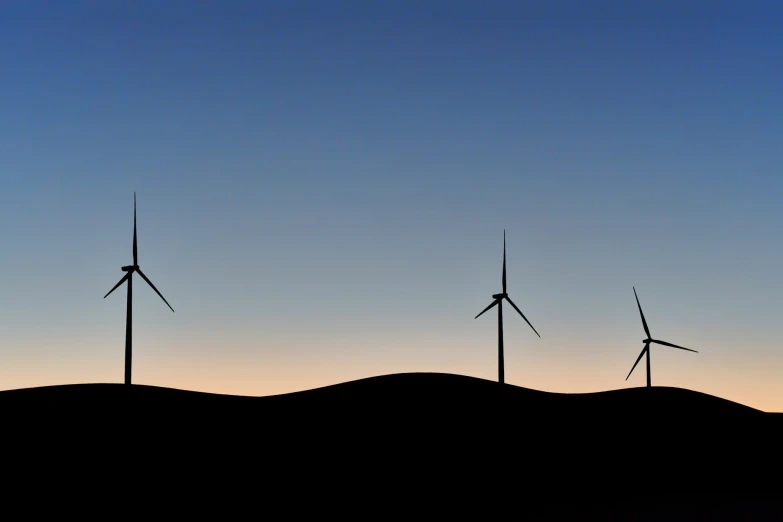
[104,192,174,385]
[475,230,540,384]
[626,286,697,387]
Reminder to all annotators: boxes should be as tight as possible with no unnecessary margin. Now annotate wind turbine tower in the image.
[104,192,175,385]
[626,287,697,387]
[475,230,540,384]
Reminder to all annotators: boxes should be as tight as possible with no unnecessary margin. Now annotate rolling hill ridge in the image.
[0,371,771,415]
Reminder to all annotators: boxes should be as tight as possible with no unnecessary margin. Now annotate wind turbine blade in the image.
[502,229,507,294]
[104,273,130,299]
[475,299,499,319]
[626,344,649,381]
[136,268,175,313]
[651,339,698,353]
[633,287,651,338]
[133,192,138,266]
[504,296,540,338]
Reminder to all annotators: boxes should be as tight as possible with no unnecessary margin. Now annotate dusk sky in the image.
[2,1,782,411]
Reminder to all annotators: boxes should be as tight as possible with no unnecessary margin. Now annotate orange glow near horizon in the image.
[0,338,779,413]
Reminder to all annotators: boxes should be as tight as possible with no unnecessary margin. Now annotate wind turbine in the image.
[626,287,697,387]
[475,230,540,384]
[104,192,174,385]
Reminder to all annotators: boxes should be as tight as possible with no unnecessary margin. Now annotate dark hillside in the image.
[2,373,780,518]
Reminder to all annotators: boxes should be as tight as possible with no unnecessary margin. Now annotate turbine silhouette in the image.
[475,230,540,384]
[104,192,174,385]
[626,287,697,387]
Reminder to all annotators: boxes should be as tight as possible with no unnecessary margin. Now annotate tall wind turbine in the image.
[104,192,174,385]
[475,230,540,384]
[626,287,697,387]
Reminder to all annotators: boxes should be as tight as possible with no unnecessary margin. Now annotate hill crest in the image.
[0,372,767,414]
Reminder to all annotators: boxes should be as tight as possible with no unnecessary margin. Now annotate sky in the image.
[1,1,782,411]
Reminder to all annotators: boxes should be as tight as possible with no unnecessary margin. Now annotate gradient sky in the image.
[2,1,782,411]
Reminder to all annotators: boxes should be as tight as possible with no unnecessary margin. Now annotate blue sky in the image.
[1,1,782,409]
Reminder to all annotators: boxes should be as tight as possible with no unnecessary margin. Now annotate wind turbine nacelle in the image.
[121,265,138,272]
[492,293,507,299]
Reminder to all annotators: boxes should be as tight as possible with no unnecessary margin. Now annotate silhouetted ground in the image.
[0,371,766,408]
[3,372,780,519]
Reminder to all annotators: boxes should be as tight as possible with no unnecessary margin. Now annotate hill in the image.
[2,372,780,518]
[0,371,769,412]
